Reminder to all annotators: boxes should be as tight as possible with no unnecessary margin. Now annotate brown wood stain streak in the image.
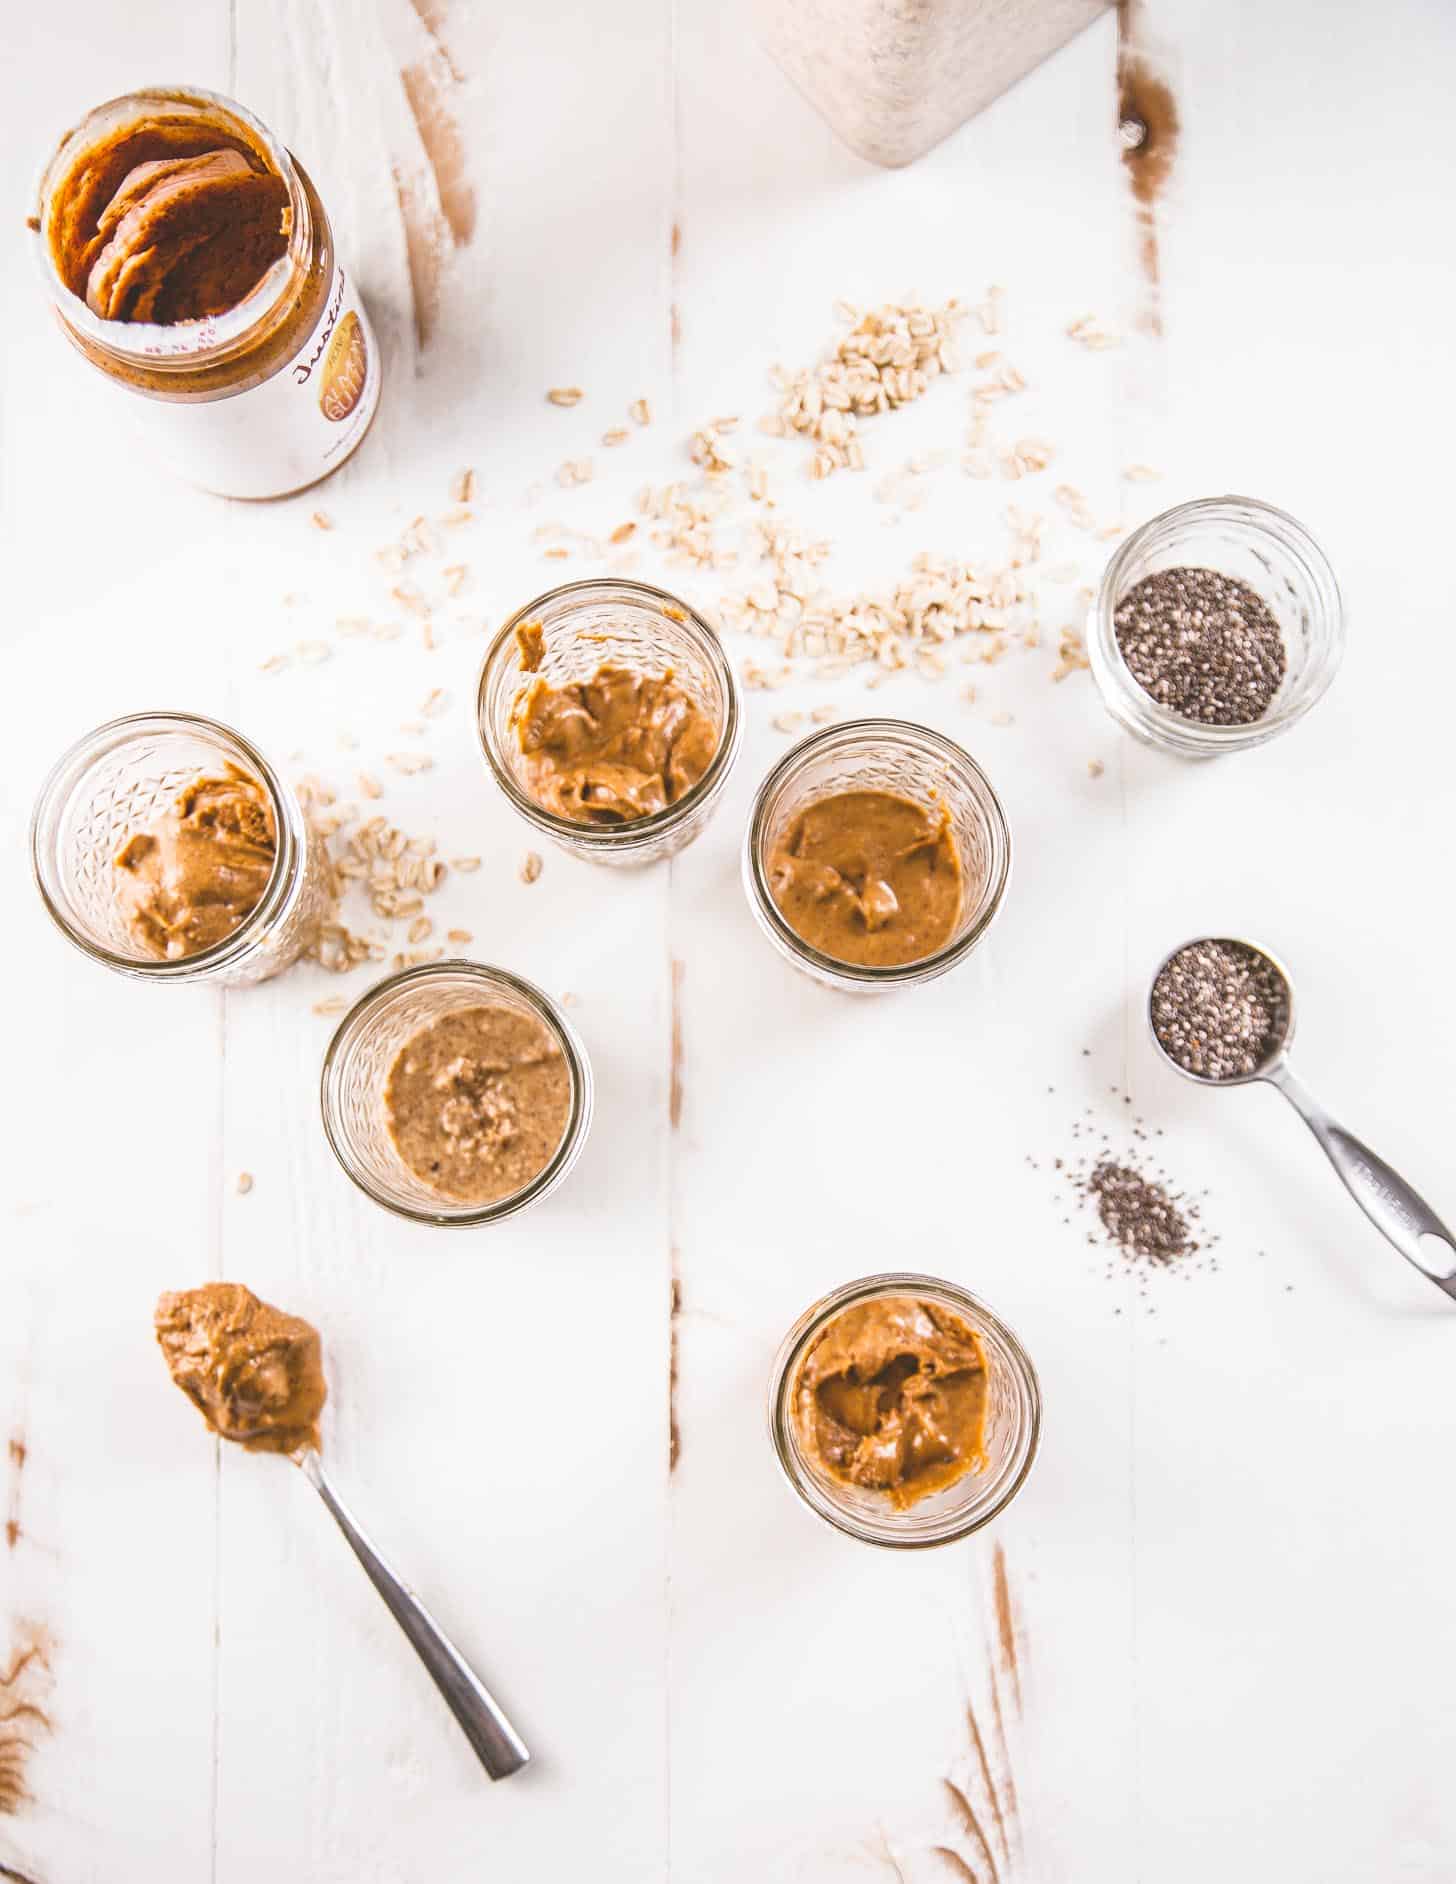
[669,957,685,1130]
[0,1630,52,1816]
[4,1438,22,1552]
[987,1666,1021,1829]
[1115,0,1180,335]
[991,1541,1023,1714]
[0,1648,46,1695]
[405,0,464,82]
[668,1267,683,1471]
[400,61,477,247]
[965,1702,1011,1861]
[0,1862,42,1883]
[942,1779,1000,1884]
[931,1850,980,1883]
[392,167,447,348]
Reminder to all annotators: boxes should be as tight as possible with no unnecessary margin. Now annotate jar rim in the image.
[477,577,742,850]
[767,1272,1043,1549]
[318,959,595,1227]
[1090,493,1346,754]
[29,709,302,979]
[33,86,310,372]
[743,717,1013,987]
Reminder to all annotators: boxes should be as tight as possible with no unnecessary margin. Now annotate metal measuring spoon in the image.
[1147,936,1456,1302]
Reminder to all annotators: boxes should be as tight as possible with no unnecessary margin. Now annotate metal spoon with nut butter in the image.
[154,1282,530,1780]
[1148,936,1456,1303]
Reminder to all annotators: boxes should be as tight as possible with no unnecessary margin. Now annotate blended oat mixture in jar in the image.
[511,653,719,827]
[768,788,963,968]
[792,1295,989,1510]
[384,1003,572,1204]
[113,765,276,960]
[155,1282,326,1454]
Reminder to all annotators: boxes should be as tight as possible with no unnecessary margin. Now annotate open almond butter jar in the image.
[32,87,381,498]
[477,579,742,868]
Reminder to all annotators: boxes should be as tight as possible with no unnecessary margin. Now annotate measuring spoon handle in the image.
[295,1448,531,1780]
[1265,1063,1456,1301]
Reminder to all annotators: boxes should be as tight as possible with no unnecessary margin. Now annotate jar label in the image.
[116,265,382,499]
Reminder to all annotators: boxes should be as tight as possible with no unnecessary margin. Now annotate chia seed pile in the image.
[1037,1077,1218,1292]
[1113,565,1287,725]
[1151,938,1289,1081]
[1085,1159,1199,1263]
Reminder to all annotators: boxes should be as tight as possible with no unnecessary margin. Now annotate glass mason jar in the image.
[768,1273,1042,1549]
[1088,495,1345,758]
[319,961,594,1227]
[32,87,381,498]
[31,710,330,987]
[477,579,741,867]
[742,717,1012,993]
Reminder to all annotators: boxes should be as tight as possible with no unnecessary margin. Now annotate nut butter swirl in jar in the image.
[32,88,381,498]
[478,579,742,868]
[31,711,331,988]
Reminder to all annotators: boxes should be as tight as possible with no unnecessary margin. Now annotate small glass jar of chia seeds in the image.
[767,1274,1042,1549]
[31,710,330,987]
[1088,495,1345,758]
[741,718,1012,994]
[477,578,742,869]
[320,961,593,1227]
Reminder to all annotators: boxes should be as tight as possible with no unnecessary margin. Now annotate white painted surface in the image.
[3,2,1455,1879]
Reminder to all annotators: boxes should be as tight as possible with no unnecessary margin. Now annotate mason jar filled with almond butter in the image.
[32,87,381,498]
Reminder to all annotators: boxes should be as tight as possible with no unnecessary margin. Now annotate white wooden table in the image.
[4,2,1456,1877]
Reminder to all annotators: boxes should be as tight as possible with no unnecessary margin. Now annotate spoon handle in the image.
[295,1448,530,1780]
[1265,1064,1456,1300]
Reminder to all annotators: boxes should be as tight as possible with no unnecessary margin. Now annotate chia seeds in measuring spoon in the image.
[1151,938,1290,1081]
[1114,566,1287,726]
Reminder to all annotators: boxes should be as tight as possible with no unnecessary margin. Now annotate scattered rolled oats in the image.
[767,300,964,476]
[1066,313,1122,351]
[547,386,584,406]
[235,1172,254,1195]
[451,468,476,503]
[446,929,473,945]
[310,511,334,531]
[629,397,652,426]
[520,851,543,884]
[609,521,637,545]
[602,427,631,447]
